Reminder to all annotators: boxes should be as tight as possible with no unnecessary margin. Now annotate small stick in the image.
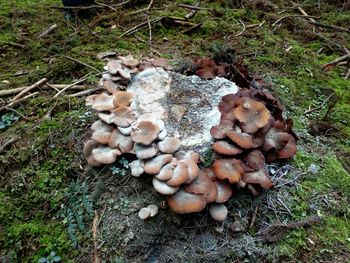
[184,1,199,19]
[235,20,246,36]
[272,15,319,27]
[0,136,20,154]
[38,24,58,38]
[53,78,86,98]
[0,84,86,97]
[323,54,350,68]
[345,68,350,80]
[0,92,39,113]
[119,17,163,38]
[11,78,47,101]
[2,107,29,120]
[58,54,101,73]
[178,4,208,10]
[95,2,117,11]
[68,88,102,97]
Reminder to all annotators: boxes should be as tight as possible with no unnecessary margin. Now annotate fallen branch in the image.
[11,78,47,101]
[308,21,350,34]
[272,15,319,27]
[0,84,86,97]
[178,4,208,10]
[38,24,58,38]
[0,92,39,113]
[184,1,199,19]
[0,136,21,154]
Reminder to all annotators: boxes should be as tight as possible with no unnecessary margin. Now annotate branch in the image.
[11,78,47,101]
[307,21,350,34]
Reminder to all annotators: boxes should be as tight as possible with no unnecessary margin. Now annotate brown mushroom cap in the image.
[91,120,114,144]
[210,120,233,139]
[110,106,136,128]
[108,129,134,153]
[226,130,255,149]
[167,189,207,214]
[134,143,158,159]
[167,161,190,186]
[277,136,297,159]
[174,151,200,184]
[102,79,119,94]
[118,126,132,136]
[144,154,173,174]
[212,141,243,155]
[244,149,265,170]
[155,158,178,181]
[263,127,291,151]
[241,170,273,189]
[233,97,270,133]
[83,139,102,167]
[118,54,140,67]
[157,137,181,154]
[129,159,145,177]
[138,207,151,220]
[212,159,244,184]
[86,93,115,112]
[107,60,122,75]
[92,146,121,164]
[113,91,135,108]
[209,204,228,222]
[184,170,217,203]
[131,121,160,145]
[215,180,233,203]
[152,177,179,195]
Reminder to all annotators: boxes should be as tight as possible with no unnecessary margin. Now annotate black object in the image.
[62,0,95,6]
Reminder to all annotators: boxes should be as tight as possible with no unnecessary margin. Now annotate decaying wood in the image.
[11,78,47,101]
[68,88,102,97]
[323,54,350,69]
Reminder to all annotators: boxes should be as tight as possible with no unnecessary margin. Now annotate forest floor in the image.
[0,0,349,262]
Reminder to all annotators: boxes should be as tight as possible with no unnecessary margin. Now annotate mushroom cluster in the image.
[83,55,297,222]
[210,88,297,194]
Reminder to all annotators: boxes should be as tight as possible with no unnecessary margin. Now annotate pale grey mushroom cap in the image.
[92,146,121,164]
[134,143,158,159]
[152,177,179,195]
[138,207,151,220]
[209,204,228,222]
[108,129,134,153]
[155,158,178,181]
[144,154,173,174]
[129,159,145,177]
[147,204,159,217]
[157,137,181,154]
[91,120,114,144]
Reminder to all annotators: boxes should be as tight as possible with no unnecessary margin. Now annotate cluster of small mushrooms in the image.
[83,55,297,222]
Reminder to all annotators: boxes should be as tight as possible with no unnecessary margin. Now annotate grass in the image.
[0,0,349,261]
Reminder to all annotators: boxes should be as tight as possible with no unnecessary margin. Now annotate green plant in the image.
[0,113,20,129]
[110,157,130,176]
[38,251,62,263]
[59,180,93,247]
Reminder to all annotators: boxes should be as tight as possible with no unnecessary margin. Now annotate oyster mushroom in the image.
[113,91,135,108]
[155,158,178,181]
[138,207,151,220]
[212,141,242,156]
[225,130,255,149]
[91,120,114,144]
[134,143,158,159]
[92,146,121,164]
[86,93,115,111]
[131,121,160,145]
[167,189,207,214]
[108,129,134,153]
[212,159,244,184]
[184,169,217,203]
[129,159,145,177]
[241,170,273,189]
[233,97,270,133]
[210,120,234,139]
[144,154,173,174]
[152,177,179,195]
[83,139,102,167]
[157,137,181,154]
[111,106,137,128]
[214,180,232,203]
[167,161,190,186]
[244,149,265,170]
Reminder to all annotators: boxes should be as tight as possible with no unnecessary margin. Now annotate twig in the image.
[92,211,100,263]
[295,5,315,22]
[68,88,102,97]
[323,54,350,69]
[11,78,47,101]
[184,1,199,19]
[51,5,106,10]
[95,2,117,11]
[119,17,163,38]
[0,92,39,113]
[53,77,87,98]
[57,54,101,73]
[272,15,319,27]
[345,68,350,80]
[249,205,259,229]
[308,21,350,34]
[0,136,20,154]
[146,0,154,46]
[38,24,58,38]
[0,41,25,49]
[235,20,246,36]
